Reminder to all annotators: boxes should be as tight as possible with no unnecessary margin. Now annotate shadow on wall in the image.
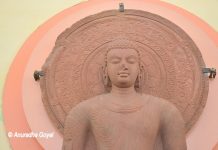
[213,142,218,150]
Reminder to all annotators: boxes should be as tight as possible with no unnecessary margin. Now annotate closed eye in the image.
[109,58,121,64]
[127,57,137,64]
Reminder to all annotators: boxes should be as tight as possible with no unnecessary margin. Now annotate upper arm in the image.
[62,104,89,150]
[160,103,187,150]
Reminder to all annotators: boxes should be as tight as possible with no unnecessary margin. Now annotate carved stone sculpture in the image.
[62,40,187,150]
[40,10,209,134]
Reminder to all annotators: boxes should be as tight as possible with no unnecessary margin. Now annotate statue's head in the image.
[102,40,144,92]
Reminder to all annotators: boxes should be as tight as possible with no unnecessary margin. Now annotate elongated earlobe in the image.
[103,66,108,86]
[102,65,111,92]
[135,65,144,93]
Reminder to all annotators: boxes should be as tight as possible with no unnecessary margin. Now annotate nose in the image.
[121,61,128,70]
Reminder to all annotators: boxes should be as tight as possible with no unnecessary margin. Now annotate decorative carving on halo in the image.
[40,10,209,134]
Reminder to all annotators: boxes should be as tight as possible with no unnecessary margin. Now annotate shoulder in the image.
[141,94,173,108]
[147,95,185,125]
[67,95,103,116]
[64,95,102,127]
[141,94,182,118]
[144,94,177,108]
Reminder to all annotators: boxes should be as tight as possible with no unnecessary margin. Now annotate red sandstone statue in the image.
[62,42,187,150]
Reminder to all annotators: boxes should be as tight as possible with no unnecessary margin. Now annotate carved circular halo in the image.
[40,10,209,133]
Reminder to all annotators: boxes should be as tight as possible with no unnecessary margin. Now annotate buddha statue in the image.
[62,40,187,150]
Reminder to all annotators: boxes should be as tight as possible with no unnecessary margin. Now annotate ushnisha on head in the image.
[102,40,144,92]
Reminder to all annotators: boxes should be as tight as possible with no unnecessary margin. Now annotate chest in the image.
[89,107,160,140]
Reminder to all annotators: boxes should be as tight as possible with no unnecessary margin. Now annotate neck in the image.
[106,84,143,106]
[110,85,137,97]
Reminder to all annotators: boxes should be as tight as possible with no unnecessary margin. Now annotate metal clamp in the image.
[119,3,124,12]
[33,70,44,81]
[202,68,216,78]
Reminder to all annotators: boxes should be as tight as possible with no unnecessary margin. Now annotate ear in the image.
[101,65,107,86]
[139,64,145,89]
[134,68,140,89]
[101,65,111,92]
[135,64,144,93]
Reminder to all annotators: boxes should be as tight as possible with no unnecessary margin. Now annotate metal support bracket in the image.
[202,68,216,78]
[119,3,124,12]
[33,70,44,81]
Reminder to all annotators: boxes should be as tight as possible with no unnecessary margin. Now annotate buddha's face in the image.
[106,48,139,88]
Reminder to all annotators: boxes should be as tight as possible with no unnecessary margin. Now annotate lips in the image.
[118,72,129,77]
